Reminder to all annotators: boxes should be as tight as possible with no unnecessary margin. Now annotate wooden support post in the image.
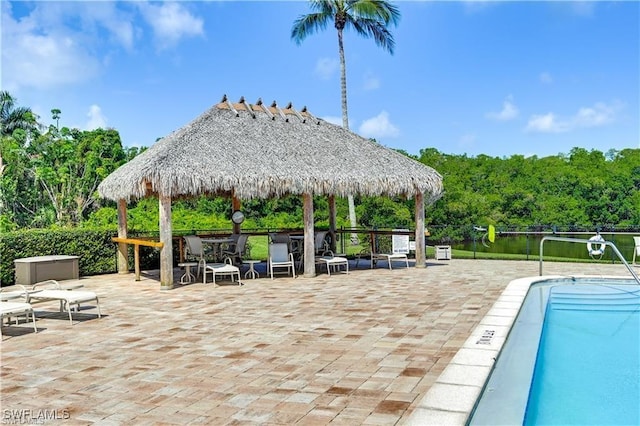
[232,194,242,234]
[117,199,128,274]
[414,192,426,268]
[134,244,140,280]
[328,195,337,253]
[303,193,316,277]
[159,194,174,289]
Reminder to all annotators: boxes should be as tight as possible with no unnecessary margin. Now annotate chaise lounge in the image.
[1,285,38,337]
[26,280,101,325]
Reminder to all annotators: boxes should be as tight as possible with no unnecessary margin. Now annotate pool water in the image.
[524,285,640,425]
[468,279,640,425]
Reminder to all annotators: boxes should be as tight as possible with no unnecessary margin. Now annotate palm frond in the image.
[348,0,400,26]
[291,12,332,43]
[349,17,396,54]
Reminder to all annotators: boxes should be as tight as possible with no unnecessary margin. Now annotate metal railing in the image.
[539,236,640,284]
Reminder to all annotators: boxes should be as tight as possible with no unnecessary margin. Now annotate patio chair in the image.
[27,280,101,325]
[184,235,213,277]
[269,243,296,279]
[221,234,249,265]
[633,236,640,265]
[371,251,409,270]
[314,231,330,255]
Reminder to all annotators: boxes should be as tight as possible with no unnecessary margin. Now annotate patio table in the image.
[202,238,234,262]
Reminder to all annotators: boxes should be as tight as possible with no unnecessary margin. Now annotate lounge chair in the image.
[371,252,409,270]
[27,280,101,325]
[633,236,640,266]
[315,252,349,276]
[269,243,296,279]
[203,258,242,286]
[1,285,38,336]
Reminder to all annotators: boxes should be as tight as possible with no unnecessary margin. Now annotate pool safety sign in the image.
[392,229,410,254]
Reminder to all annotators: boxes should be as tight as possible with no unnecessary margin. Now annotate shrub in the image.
[0,229,118,286]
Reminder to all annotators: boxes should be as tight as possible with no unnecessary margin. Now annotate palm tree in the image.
[292,0,400,242]
[0,91,39,178]
[0,91,38,137]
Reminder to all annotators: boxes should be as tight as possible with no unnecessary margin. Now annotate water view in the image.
[453,233,639,261]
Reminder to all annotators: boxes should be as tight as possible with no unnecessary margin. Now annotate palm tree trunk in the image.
[338,29,359,244]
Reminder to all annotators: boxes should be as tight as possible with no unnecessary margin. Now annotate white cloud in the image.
[486,95,519,121]
[358,111,400,139]
[525,101,622,133]
[314,57,339,80]
[539,72,553,84]
[363,72,380,91]
[1,2,100,91]
[525,113,566,133]
[78,2,136,50]
[137,2,203,49]
[574,102,617,127]
[86,105,107,130]
[321,116,343,126]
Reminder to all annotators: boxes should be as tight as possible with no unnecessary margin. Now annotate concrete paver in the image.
[1,259,631,424]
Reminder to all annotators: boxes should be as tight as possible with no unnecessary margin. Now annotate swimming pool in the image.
[469,278,640,425]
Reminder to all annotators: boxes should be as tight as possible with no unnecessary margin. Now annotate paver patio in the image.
[1,258,632,425]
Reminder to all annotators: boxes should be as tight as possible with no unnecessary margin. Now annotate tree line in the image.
[1,91,638,240]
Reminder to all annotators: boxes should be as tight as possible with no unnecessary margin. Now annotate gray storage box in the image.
[14,255,79,285]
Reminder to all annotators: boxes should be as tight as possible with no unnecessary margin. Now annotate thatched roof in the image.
[98,95,443,202]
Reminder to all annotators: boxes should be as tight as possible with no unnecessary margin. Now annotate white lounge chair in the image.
[1,302,38,337]
[27,280,101,325]
[315,253,349,276]
[371,252,409,270]
[1,285,38,336]
[203,258,242,286]
[269,243,296,279]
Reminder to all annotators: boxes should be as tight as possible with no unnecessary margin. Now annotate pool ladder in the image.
[539,236,640,285]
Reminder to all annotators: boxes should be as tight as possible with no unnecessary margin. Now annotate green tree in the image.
[0,93,42,230]
[291,0,400,240]
[30,126,127,226]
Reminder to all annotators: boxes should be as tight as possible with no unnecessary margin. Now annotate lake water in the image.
[453,233,638,261]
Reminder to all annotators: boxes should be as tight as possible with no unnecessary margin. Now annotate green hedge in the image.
[0,229,119,286]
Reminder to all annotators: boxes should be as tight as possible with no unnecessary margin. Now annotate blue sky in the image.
[2,1,638,158]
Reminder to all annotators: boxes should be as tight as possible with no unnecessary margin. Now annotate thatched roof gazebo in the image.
[98,95,443,288]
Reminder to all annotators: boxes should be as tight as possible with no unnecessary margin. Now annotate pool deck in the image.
[1,259,633,425]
